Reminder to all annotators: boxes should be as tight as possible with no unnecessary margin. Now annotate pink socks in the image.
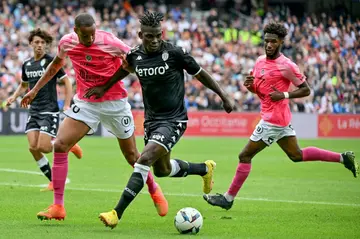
[52,152,68,205]
[302,147,341,163]
[227,163,252,198]
[146,171,158,194]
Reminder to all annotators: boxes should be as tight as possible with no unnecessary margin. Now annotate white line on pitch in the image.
[0,168,43,175]
[0,168,71,184]
[0,181,359,208]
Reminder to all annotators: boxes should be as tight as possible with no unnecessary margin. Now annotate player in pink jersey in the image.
[21,13,168,221]
[203,22,358,210]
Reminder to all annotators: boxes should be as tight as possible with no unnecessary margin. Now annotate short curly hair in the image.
[28,28,53,45]
[263,22,288,39]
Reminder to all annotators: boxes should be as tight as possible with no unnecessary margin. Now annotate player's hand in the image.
[83,86,106,99]
[244,71,254,88]
[21,90,37,108]
[6,95,16,106]
[63,105,71,111]
[222,97,235,113]
[269,86,285,102]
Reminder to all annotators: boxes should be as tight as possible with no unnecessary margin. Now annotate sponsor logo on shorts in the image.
[121,116,131,127]
[255,125,263,134]
[151,134,165,142]
[40,126,48,131]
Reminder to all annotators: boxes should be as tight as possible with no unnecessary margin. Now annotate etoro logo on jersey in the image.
[135,63,169,77]
[25,68,45,78]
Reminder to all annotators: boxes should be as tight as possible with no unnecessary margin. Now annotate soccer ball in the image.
[174,207,203,234]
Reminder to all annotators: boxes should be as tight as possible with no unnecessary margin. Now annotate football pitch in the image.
[0,136,359,239]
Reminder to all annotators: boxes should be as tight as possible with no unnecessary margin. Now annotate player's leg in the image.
[26,130,53,183]
[34,113,82,158]
[99,141,167,229]
[99,121,215,228]
[116,134,158,194]
[145,121,215,193]
[204,120,270,210]
[37,101,99,221]
[25,115,53,186]
[116,134,168,217]
[36,132,55,192]
[277,125,358,177]
[99,99,167,216]
[152,150,216,194]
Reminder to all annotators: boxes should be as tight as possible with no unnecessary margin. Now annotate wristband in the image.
[284,92,289,99]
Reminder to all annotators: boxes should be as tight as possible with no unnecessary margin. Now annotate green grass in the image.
[0,136,359,239]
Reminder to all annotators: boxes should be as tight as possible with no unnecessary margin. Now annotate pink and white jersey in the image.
[57,30,130,102]
[252,54,306,126]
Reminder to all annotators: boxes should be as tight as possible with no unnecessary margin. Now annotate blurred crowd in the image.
[0,0,359,114]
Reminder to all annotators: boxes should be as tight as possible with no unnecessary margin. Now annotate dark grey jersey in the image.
[126,42,201,122]
[22,54,67,114]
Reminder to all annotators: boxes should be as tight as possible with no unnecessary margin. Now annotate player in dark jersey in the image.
[6,28,83,191]
[84,11,234,229]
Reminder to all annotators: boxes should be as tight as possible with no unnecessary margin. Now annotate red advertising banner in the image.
[318,114,360,138]
[132,110,261,137]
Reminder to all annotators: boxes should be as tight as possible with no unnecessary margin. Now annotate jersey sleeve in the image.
[55,68,67,80]
[284,60,306,87]
[21,63,28,82]
[124,49,136,73]
[57,36,68,59]
[174,47,202,75]
[106,32,131,56]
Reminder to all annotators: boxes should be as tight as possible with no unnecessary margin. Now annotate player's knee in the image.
[288,150,303,162]
[37,143,52,154]
[238,151,252,163]
[53,139,71,153]
[29,145,39,154]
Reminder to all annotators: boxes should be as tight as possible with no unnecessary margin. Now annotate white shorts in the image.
[250,119,296,146]
[64,95,134,139]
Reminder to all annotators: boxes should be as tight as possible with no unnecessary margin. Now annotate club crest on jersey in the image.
[85,55,92,62]
[261,68,265,75]
[162,51,169,61]
[40,59,46,66]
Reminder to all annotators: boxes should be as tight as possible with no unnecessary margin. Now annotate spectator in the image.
[0,0,359,114]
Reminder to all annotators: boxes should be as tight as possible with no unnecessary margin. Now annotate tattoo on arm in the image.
[49,68,57,77]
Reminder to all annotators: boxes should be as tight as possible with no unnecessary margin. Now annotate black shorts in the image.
[144,121,187,152]
[25,113,60,137]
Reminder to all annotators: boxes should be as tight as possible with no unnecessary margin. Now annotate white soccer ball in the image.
[174,207,203,234]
